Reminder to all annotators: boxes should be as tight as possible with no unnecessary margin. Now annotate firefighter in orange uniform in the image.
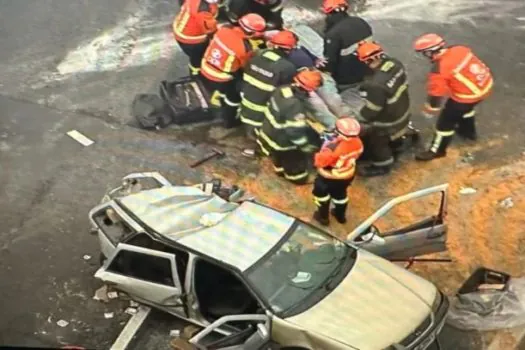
[173,0,220,76]
[312,117,364,226]
[200,13,266,128]
[413,33,494,161]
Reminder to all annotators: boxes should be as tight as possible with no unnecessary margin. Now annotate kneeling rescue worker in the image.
[173,0,219,76]
[257,69,322,185]
[312,117,363,226]
[355,41,411,177]
[240,30,299,156]
[321,0,373,88]
[200,13,266,128]
[413,33,494,161]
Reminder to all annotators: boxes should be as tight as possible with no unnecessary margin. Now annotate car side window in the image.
[125,233,189,283]
[107,250,175,286]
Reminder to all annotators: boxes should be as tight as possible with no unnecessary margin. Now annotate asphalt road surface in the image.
[1,0,525,349]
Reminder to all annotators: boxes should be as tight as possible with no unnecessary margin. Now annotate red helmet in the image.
[336,117,361,137]
[269,30,298,50]
[356,41,384,62]
[294,69,323,92]
[413,33,446,55]
[239,13,266,34]
[322,0,349,14]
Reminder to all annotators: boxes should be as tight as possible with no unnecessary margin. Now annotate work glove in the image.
[315,57,328,69]
[301,144,319,153]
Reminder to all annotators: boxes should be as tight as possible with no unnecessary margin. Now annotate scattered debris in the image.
[129,300,139,307]
[170,329,181,338]
[461,152,475,163]
[66,130,95,147]
[125,307,137,315]
[93,285,110,303]
[83,255,91,261]
[57,320,69,328]
[104,312,114,319]
[47,316,53,323]
[459,187,477,195]
[107,291,119,299]
[499,197,514,209]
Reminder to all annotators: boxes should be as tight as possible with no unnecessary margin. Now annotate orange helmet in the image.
[356,41,384,62]
[239,13,266,34]
[336,117,361,137]
[294,69,323,92]
[322,0,349,14]
[413,33,446,55]
[269,30,298,50]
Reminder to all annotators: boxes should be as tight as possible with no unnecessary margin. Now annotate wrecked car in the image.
[89,172,449,350]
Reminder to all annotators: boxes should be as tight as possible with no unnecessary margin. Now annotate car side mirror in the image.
[354,225,380,244]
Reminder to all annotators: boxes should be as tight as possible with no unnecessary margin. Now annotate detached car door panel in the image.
[347,184,448,260]
[95,243,185,310]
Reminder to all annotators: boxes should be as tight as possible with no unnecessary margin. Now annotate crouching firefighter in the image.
[413,33,494,161]
[200,13,266,128]
[240,30,299,157]
[257,69,323,184]
[173,0,219,76]
[355,41,411,177]
[312,117,363,226]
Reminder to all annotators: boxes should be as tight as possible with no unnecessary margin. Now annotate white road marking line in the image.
[110,305,151,350]
[66,130,95,146]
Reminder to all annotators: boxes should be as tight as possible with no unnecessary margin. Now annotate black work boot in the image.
[456,117,478,141]
[313,201,330,226]
[221,105,241,129]
[415,133,453,161]
[358,164,391,177]
[331,204,348,224]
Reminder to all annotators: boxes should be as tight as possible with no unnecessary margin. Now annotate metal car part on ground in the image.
[89,172,449,350]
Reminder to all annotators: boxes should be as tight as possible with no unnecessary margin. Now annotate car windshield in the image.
[246,221,355,315]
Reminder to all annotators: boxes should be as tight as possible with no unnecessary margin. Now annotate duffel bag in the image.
[131,93,173,130]
[159,76,215,125]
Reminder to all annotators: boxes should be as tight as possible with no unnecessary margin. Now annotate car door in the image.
[94,243,186,315]
[189,314,273,350]
[346,184,448,260]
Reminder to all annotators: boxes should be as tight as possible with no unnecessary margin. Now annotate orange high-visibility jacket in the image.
[173,0,218,44]
[426,45,493,108]
[314,136,364,180]
[200,26,253,82]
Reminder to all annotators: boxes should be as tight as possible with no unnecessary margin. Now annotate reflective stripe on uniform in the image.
[318,167,355,180]
[262,51,281,61]
[365,100,383,111]
[224,96,240,107]
[256,138,271,155]
[430,130,455,153]
[340,36,373,56]
[270,2,284,12]
[258,131,297,151]
[243,74,276,92]
[314,195,331,206]
[264,107,306,129]
[291,136,308,146]
[189,64,201,75]
[387,83,408,104]
[240,114,263,126]
[285,171,308,181]
[372,110,410,128]
[173,9,208,43]
[210,90,223,107]
[332,197,349,205]
[463,110,476,118]
[452,52,493,101]
[273,165,284,173]
[372,157,395,167]
[201,61,233,81]
[241,97,267,114]
[424,102,441,112]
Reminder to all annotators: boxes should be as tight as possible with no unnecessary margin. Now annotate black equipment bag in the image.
[159,76,215,125]
[131,93,173,130]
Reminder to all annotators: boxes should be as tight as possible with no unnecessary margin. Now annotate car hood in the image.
[283,249,437,350]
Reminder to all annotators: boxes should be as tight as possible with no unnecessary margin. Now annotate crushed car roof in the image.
[119,186,295,271]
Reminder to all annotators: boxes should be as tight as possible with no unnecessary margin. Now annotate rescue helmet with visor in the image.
[239,13,266,37]
[322,0,349,14]
[335,117,361,138]
[413,33,446,59]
